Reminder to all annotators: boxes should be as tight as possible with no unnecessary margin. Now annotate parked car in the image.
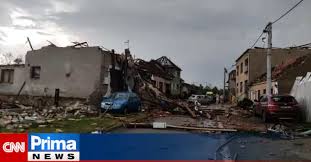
[101,92,142,114]
[188,94,212,105]
[253,95,301,122]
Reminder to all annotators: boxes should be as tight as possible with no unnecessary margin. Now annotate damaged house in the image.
[136,59,173,95]
[0,44,125,105]
[249,55,311,101]
[156,56,182,96]
[235,47,311,100]
[135,56,183,97]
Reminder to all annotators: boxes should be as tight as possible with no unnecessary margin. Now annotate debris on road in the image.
[126,122,237,132]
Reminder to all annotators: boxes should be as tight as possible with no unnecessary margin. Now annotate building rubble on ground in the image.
[0,40,201,131]
[0,42,136,130]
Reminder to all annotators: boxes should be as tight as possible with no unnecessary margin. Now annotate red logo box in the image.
[0,133,28,162]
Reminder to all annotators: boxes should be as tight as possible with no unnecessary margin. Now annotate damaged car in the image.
[101,92,142,114]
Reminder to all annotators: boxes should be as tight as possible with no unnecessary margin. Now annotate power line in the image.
[250,32,264,49]
[272,0,304,24]
[249,0,304,49]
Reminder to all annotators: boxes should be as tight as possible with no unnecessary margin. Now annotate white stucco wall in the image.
[291,73,311,122]
[0,65,26,95]
[22,46,105,98]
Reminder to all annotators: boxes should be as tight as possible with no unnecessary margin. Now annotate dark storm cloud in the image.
[0,0,310,86]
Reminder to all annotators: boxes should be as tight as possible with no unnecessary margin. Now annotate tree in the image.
[1,53,24,65]
[212,86,219,94]
[13,58,23,64]
[1,53,13,64]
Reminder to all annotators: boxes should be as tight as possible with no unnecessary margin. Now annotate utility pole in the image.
[125,40,130,49]
[264,22,272,102]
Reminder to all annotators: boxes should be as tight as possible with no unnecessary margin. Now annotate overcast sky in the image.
[0,0,310,87]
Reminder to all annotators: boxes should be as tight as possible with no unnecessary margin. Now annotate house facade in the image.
[156,56,182,96]
[0,45,126,105]
[249,55,311,101]
[227,69,236,102]
[235,48,311,100]
[136,59,173,94]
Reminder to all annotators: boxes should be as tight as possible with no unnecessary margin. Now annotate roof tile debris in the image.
[251,55,308,84]
[135,59,174,80]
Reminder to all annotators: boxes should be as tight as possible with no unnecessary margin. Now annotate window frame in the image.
[31,66,41,79]
[0,69,14,84]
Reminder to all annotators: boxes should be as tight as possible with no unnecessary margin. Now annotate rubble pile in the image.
[0,101,98,131]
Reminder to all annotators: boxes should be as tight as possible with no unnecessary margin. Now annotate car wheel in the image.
[262,111,269,123]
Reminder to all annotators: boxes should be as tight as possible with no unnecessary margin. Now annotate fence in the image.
[290,72,311,122]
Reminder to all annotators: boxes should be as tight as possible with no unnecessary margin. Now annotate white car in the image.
[188,95,211,105]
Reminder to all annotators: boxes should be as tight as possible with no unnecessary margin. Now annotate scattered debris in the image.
[0,100,99,131]
[126,122,237,132]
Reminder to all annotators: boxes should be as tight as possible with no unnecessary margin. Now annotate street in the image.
[112,128,311,160]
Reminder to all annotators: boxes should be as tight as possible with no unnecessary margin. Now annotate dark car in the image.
[101,92,142,114]
[253,95,301,122]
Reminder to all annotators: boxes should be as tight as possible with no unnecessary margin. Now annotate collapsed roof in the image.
[251,55,308,85]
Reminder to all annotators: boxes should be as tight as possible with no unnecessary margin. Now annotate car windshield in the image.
[272,96,296,103]
[112,93,129,100]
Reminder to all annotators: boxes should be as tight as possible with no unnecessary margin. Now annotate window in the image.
[244,80,248,92]
[236,66,239,76]
[236,83,239,94]
[31,66,41,79]
[245,58,248,73]
[1,69,14,84]
[263,89,266,95]
[240,63,243,73]
[258,90,261,99]
[272,96,297,103]
[241,82,243,93]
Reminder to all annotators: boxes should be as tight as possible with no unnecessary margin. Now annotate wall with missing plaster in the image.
[22,46,112,99]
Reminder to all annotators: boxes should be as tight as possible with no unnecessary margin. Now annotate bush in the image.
[237,98,254,109]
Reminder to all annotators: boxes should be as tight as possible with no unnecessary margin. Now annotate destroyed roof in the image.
[251,55,308,85]
[156,56,181,71]
[136,59,174,80]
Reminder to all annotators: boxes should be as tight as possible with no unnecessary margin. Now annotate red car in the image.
[253,95,301,122]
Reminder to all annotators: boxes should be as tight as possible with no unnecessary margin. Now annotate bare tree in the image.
[1,52,14,64]
[1,53,24,65]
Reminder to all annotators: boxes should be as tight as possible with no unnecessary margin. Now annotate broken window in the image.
[1,69,14,84]
[31,66,41,79]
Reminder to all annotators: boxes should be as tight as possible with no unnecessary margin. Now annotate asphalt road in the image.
[111,128,311,160]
